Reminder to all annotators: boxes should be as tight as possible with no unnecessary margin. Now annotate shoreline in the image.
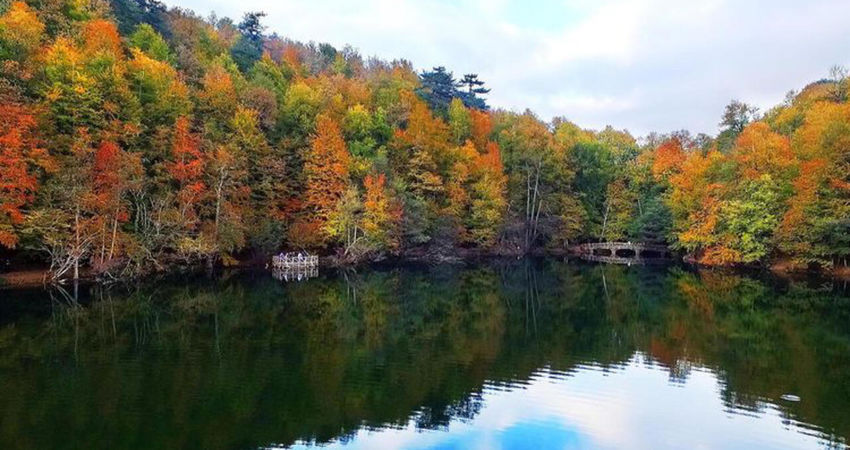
[3,250,850,289]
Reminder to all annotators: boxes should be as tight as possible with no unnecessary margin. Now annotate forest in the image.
[0,0,848,280]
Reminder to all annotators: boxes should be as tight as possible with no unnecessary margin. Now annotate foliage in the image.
[0,1,848,277]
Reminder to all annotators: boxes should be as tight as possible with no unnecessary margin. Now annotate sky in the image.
[168,0,850,137]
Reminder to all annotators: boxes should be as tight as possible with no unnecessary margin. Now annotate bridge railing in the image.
[572,242,673,261]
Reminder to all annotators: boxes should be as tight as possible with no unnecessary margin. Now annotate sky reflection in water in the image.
[289,355,828,450]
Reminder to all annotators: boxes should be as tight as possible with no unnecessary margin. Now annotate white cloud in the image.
[167,0,850,136]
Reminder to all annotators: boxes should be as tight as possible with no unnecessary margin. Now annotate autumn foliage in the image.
[0,100,53,248]
[0,1,848,279]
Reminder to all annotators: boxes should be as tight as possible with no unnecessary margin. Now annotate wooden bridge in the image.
[572,242,674,265]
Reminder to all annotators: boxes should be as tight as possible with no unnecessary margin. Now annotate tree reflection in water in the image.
[0,260,848,449]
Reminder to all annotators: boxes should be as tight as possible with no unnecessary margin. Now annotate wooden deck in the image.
[272,253,319,269]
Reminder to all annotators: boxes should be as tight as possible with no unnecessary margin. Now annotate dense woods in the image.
[0,0,848,280]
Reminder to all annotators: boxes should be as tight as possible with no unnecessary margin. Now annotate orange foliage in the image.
[0,101,53,248]
[89,141,127,219]
[282,45,302,74]
[169,117,203,183]
[699,244,743,266]
[780,159,827,236]
[651,138,686,179]
[732,122,794,179]
[169,117,206,226]
[304,114,351,228]
[675,186,722,253]
[81,19,122,57]
[396,98,450,165]
[479,142,504,174]
[669,150,723,210]
[363,173,402,249]
[470,109,492,151]
[287,219,326,249]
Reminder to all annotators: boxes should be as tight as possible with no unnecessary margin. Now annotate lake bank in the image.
[4,245,850,289]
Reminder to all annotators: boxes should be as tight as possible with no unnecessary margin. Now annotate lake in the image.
[1,260,849,449]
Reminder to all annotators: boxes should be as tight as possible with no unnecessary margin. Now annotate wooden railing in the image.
[272,253,319,269]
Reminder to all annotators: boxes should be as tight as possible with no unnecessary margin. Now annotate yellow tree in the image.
[299,113,350,247]
[0,1,45,75]
[362,173,402,250]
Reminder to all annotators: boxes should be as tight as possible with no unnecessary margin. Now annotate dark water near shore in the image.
[1,260,849,449]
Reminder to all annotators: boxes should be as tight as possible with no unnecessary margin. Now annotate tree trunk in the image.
[74,207,80,281]
[601,201,610,242]
[525,168,531,250]
[108,214,118,261]
[214,174,225,238]
[100,220,106,264]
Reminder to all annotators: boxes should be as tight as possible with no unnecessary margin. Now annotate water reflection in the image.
[272,265,319,282]
[0,261,848,449]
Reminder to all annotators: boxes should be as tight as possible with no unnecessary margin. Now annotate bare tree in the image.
[829,64,848,102]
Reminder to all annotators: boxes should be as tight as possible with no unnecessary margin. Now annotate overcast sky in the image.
[168,0,850,137]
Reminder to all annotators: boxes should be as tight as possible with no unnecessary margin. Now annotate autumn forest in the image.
[1,0,849,280]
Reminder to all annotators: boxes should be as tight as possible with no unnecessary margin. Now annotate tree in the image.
[717,100,759,152]
[601,178,636,241]
[25,129,99,280]
[389,98,448,245]
[87,140,136,269]
[197,65,238,139]
[778,102,850,266]
[207,144,249,258]
[828,64,848,103]
[362,173,401,250]
[0,96,54,248]
[232,11,266,72]
[665,148,726,259]
[456,73,489,110]
[128,23,172,63]
[301,113,350,246]
[417,66,456,115]
[651,138,686,180]
[0,1,45,64]
[718,175,783,264]
[466,142,507,246]
[327,185,362,255]
[127,48,191,131]
[731,122,795,180]
[110,0,168,36]
[448,98,471,145]
[458,73,490,96]
[497,111,565,250]
[41,38,106,134]
[570,141,616,236]
[168,117,205,229]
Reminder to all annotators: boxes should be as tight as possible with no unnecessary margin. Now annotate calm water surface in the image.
[1,260,849,449]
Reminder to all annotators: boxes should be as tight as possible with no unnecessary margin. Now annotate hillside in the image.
[0,0,848,281]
